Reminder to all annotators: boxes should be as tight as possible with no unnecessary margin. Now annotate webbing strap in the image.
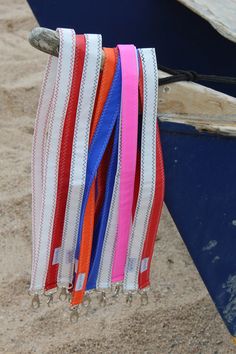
[31,56,56,290]
[30,28,76,293]
[138,122,164,289]
[86,119,119,290]
[57,34,102,288]
[45,35,86,291]
[96,113,122,290]
[71,56,121,306]
[123,48,158,292]
[111,45,139,283]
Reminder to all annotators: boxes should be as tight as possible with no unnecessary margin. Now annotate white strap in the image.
[30,28,76,293]
[58,34,102,288]
[123,48,158,292]
[31,55,57,280]
[96,113,122,289]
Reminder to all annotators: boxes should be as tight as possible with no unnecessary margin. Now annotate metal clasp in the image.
[70,307,79,323]
[112,283,122,299]
[59,287,68,302]
[31,294,40,309]
[99,291,107,307]
[126,292,133,306]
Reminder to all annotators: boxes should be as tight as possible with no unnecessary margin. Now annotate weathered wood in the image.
[29,27,60,57]
[28,27,236,136]
[159,70,236,135]
[177,0,236,43]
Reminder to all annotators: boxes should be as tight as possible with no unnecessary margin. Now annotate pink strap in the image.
[112,45,139,283]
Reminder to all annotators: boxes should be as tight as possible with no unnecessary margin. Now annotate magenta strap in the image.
[111,44,139,283]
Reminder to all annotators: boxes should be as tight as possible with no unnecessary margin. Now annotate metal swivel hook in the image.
[112,284,122,299]
[59,287,68,302]
[31,294,40,309]
[99,291,107,307]
[70,307,79,324]
[126,292,133,306]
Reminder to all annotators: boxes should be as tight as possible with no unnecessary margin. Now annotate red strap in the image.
[134,55,165,290]
[45,35,86,291]
[138,121,165,289]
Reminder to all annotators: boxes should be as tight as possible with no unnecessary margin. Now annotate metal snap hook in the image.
[126,292,133,306]
[99,291,107,307]
[46,293,54,307]
[59,287,68,302]
[112,284,121,299]
[70,307,79,324]
[31,294,40,309]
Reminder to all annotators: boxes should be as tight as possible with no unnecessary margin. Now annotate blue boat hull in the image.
[27,0,236,337]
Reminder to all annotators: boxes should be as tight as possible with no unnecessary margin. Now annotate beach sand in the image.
[0,0,235,352]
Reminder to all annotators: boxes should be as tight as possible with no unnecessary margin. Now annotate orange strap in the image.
[71,48,117,306]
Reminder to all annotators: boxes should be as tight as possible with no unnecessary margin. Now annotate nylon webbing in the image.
[123,48,158,292]
[30,28,76,293]
[57,34,102,289]
[111,45,139,283]
[45,35,85,291]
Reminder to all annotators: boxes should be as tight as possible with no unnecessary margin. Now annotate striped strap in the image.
[138,121,165,289]
[96,112,122,290]
[71,56,121,306]
[123,48,158,292]
[86,118,119,290]
[57,34,102,289]
[45,35,86,291]
[111,45,139,283]
[30,28,76,293]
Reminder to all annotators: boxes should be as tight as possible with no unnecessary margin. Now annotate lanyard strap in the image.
[71,56,121,307]
[30,28,76,293]
[31,55,56,290]
[138,122,165,289]
[111,45,139,283]
[123,48,158,292]
[86,119,119,290]
[96,112,122,290]
[57,34,102,289]
[45,35,86,292]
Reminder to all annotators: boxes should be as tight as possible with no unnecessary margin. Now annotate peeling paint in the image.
[202,240,217,251]
[222,275,236,324]
[212,256,220,263]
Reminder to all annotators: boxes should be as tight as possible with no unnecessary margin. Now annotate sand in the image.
[0,0,235,353]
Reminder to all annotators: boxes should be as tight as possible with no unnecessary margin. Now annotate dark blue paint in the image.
[159,121,236,336]
[27,0,236,336]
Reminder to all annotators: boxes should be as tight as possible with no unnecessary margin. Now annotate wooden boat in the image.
[27,0,236,340]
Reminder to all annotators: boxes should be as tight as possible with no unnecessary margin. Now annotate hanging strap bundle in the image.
[29,28,165,317]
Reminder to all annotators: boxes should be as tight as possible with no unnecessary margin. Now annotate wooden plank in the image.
[177,0,236,43]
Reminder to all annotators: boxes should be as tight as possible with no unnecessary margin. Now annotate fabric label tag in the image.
[75,273,85,291]
[52,247,61,265]
[66,249,74,264]
[127,257,137,273]
[140,257,149,273]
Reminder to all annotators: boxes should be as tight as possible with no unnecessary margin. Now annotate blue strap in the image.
[74,56,121,260]
[86,118,119,290]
